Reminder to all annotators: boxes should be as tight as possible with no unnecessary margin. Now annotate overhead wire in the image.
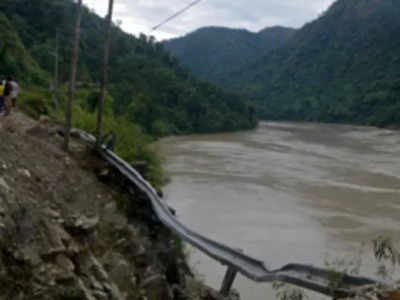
[152,0,203,31]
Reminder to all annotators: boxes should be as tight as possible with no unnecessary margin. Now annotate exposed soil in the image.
[0,111,234,300]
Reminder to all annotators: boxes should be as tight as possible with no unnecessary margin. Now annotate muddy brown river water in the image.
[158,122,400,299]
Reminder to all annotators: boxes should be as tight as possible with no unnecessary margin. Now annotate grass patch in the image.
[17,85,167,188]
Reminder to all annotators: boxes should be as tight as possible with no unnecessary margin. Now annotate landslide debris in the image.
[0,112,238,300]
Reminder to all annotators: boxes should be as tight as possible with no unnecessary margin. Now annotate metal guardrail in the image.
[73,129,382,299]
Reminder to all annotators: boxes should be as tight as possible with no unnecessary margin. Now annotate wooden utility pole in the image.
[64,0,83,151]
[95,0,115,149]
[52,30,59,111]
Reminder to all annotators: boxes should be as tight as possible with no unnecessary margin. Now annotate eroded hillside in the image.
[0,113,238,300]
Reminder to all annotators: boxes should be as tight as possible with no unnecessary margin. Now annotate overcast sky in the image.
[84,0,336,40]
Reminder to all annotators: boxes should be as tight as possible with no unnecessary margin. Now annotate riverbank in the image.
[0,111,239,300]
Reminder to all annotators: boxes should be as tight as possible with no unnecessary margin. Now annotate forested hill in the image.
[0,14,45,83]
[0,0,257,135]
[223,0,400,127]
[165,26,295,83]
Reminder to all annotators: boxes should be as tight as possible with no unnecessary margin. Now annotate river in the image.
[157,122,400,299]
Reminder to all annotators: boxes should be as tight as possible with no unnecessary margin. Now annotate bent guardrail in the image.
[73,129,382,299]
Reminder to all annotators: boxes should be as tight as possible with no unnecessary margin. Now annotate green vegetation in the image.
[0,0,258,185]
[17,86,166,187]
[227,0,400,127]
[0,13,45,83]
[165,26,295,83]
[0,0,257,136]
[272,237,400,300]
[170,0,400,128]
[18,87,52,119]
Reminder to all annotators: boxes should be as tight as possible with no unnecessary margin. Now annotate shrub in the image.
[18,88,52,119]
[56,92,167,188]
[20,86,167,188]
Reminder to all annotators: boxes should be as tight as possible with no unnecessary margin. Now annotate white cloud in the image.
[83,0,336,41]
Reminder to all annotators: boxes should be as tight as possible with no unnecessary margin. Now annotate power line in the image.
[152,0,203,31]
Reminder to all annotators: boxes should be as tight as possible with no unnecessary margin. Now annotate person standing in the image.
[0,79,4,114]
[3,77,14,116]
[10,78,19,107]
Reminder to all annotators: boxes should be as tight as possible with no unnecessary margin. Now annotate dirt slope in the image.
[0,112,235,300]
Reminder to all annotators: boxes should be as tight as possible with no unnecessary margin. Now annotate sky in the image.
[84,0,336,41]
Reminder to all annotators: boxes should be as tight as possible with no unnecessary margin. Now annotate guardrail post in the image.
[220,266,238,296]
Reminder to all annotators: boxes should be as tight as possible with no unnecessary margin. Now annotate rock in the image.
[106,255,133,292]
[40,221,72,256]
[131,276,138,289]
[66,238,81,255]
[104,201,117,213]
[64,157,72,166]
[77,278,98,300]
[55,253,75,273]
[99,169,110,177]
[0,161,7,170]
[89,275,104,291]
[46,208,61,219]
[83,256,126,300]
[89,256,109,282]
[0,177,10,191]
[92,290,108,300]
[140,273,172,300]
[39,115,51,123]
[17,168,31,178]
[67,214,99,232]
[12,247,42,267]
[105,282,126,300]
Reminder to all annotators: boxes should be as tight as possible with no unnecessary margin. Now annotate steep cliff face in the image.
[0,113,238,300]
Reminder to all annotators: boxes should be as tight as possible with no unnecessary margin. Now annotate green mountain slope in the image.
[0,0,256,134]
[225,0,400,127]
[165,26,295,83]
[0,13,45,83]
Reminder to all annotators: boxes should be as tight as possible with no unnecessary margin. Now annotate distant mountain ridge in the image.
[167,0,400,128]
[165,26,296,82]
[226,0,400,126]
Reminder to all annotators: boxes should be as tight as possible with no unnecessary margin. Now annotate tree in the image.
[0,0,257,136]
[96,0,115,149]
[51,30,59,111]
[64,0,83,150]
